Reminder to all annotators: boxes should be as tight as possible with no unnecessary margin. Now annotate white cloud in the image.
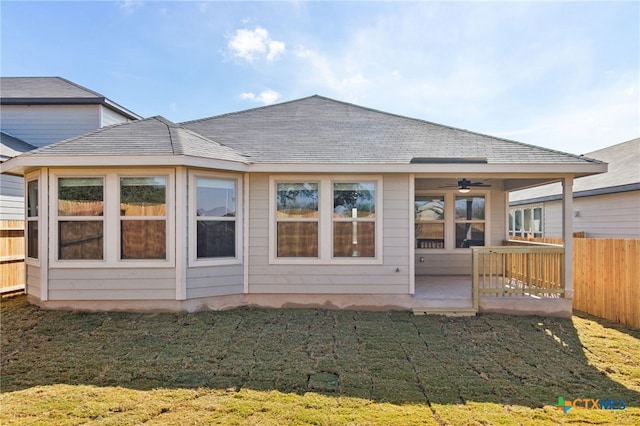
[118,0,143,14]
[228,27,286,62]
[239,90,282,105]
[267,40,286,61]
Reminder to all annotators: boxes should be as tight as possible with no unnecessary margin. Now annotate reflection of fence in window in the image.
[333,222,375,257]
[120,203,166,260]
[57,200,104,260]
[58,200,103,216]
[121,220,166,259]
[120,203,166,216]
[277,222,318,257]
[59,221,104,260]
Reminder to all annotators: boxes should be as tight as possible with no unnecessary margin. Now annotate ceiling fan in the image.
[440,178,491,193]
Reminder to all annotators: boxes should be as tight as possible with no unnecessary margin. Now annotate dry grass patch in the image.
[1,295,639,425]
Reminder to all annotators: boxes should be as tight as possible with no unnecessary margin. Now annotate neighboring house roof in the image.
[182,95,600,165]
[510,138,640,204]
[0,76,142,120]
[0,131,35,162]
[19,116,249,164]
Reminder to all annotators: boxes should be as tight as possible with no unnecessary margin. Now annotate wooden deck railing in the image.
[471,243,565,309]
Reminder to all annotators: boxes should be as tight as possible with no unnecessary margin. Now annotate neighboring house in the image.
[0,96,606,316]
[1,131,36,220]
[0,77,141,149]
[0,77,142,221]
[509,138,640,239]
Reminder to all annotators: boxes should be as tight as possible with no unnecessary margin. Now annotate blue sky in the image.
[2,1,638,154]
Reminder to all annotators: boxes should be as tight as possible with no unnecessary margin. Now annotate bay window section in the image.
[196,178,236,258]
[333,182,376,257]
[455,195,485,248]
[120,177,166,260]
[57,177,104,260]
[276,182,319,257]
[415,195,445,249]
[26,178,39,259]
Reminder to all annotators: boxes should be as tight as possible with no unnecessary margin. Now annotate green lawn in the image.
[1,294,639,425]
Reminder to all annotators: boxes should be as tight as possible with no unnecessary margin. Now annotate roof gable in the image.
[182,95,599,165]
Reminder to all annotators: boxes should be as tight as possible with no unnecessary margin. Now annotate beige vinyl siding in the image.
[0,175,25,220]
[520,191,640,239]
[247,174,411,295]
[0,105,100,148]
[100,105,133,127]
[47,268,175,300]
[542,202,563,237]
[26,265,41,297]
[574,191,640,238]
[186,265,244,298]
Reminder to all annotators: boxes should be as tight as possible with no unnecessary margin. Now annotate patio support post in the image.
[562,177,573,299]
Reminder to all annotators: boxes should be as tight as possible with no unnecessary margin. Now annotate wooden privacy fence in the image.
[0,220,25,293]
[573,238,640,329]
[510,236,640,329]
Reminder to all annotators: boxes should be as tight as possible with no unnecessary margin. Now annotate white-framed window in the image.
[276,181,319,258]
[189,172,243,266]
[332,181,376,257]
[269,175,383,264]
[57,176,105,260]
[415,192,489,250]
[119,176,167,260]
[415,195,445,249]
[455,195,486,248]
[509,206,543,238]
[25,173,40,263]
[50,169,174,268]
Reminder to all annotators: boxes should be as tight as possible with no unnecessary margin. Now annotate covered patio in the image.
[412,241,568,316]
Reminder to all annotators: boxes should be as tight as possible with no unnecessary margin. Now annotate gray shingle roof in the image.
[0,77,141,120]
[182,95,600,164]
[1,131,36,161]
[21,116,249,164]
[1,77,105,99]
[510,138,639,202]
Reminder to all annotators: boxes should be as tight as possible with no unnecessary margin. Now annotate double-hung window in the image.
[26,177,39,260]
[415,195,445,249]
[333,182,376,257]
[194,177,238,260]
[455,195,485,248]
[120,177,167,260]
[57,177,105,260]
[276,182,319,257]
